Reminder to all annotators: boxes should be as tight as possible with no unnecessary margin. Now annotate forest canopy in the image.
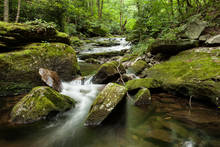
[1,0,219,38]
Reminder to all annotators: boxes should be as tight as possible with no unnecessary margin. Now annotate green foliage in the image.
[131,38,155,55]
[25,19,56,30]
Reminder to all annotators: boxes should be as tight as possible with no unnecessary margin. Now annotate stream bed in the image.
[0,37,220,147]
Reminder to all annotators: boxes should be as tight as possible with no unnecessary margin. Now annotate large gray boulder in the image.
[10,86,76,124]
[85,83,127,126]
[185,20,207,40]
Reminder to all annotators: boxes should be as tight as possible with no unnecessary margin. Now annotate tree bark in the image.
[100,0,104,18]
[4,0,9,22]
[120,0,124,34]
[169,0,174,16]
[97,0,100,18]
[177,0,183,16]
[15,0,21,23]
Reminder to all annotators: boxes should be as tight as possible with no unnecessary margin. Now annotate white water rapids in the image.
[36,77,104,147]
[81,37,131,54]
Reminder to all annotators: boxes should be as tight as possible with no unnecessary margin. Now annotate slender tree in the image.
[15,0,21,23]
[4,0,9,22]
[97,0,101,18]
[100,0,104,18]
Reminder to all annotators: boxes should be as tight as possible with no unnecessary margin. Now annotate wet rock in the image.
[10,86,75,124]
[149,39,199,56]
[206,34,220,45]
[125,78,162,91]
[39,68,62,92]
[85,83,127,126]
[84,58,101,64]
[185,20,207,40]
[0,43,80,96]
[134,88,151,106]
[142,47,220,106]
[199,34,211,42]
[92,61,125,84]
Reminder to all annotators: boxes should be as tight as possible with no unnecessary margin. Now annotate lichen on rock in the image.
[10,86,76,124]
[85,83,127,126]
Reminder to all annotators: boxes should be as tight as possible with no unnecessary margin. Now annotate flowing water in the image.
[1,37,220,147]
[80,37,131,54]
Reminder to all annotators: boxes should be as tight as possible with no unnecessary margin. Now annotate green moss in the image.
[143,47,220,105]
[125,78,162,91]
[127,60,148,74]
[0,21,70,45]
[0,21,32,32]
[0,43,80,96]
[134,88,151,106]
[56,31,69,38]
[70,36,83,46]
[120,54,138,62]
[10,86,75,124]
[92,61,125,84]
[85,83,127,126]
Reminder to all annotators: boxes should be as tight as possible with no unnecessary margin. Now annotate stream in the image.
[1,37,220,147]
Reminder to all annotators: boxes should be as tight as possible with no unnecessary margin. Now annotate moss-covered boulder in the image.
[149,39,199,56]
[127,60,148,74]
[0,21,70,47]
[134,88,151,106]
[0,43,80,96]
[125,78,162,91]
[92,61,125,84]
[85,83,127,126]
[142,47,220,106]
[10,86,75,124]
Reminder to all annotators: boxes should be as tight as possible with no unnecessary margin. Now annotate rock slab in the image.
[85,83,127,126]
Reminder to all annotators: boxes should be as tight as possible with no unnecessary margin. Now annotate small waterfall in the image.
[37,77,104,147]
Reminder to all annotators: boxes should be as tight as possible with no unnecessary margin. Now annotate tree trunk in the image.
[177,0,183,16]
[90,0,94,16]
[136,0,140,16]
[120,0,124,34]
[97,0,100,18]
[15,0,21,23]
[169,0,174,16]
[4,0,9,22]
[100,0,104,18]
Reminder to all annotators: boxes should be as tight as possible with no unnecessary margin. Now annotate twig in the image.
[115,61,132,100]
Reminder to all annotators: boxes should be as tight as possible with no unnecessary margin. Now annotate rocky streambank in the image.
[0,21,80,125]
